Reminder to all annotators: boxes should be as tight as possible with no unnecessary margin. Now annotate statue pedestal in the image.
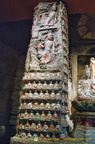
[10,136,62,144]
[74,112,95,143]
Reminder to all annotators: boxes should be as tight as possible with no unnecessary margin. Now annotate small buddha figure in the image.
[20,94,27,99]
[33,102,39,109]
[47,111,52,120]
[24,110,29,119]
[38,81,42,89]
[23,102,27,108]
[41,111,46,119]
[35,111,40,119]
[57,72,61,79]
[46,133,50,139]
[51,103,56,110]
[40,102,45,109]
[39,133,45,140]
[43,122,48,131]
[45,102,50,109]
[27,81,32,88]
[19,113,24,119]
[49,122,55,131]
[17,113,21,118]
[53,112,59,120]
[45,73,50,79]
[27,102,32,109]
[27,72,30,79]
[44,90,50,99]
[30,122,37,130]
[52,133,56,139]
[15,131,19,138]
[27,132,32,139]
[41,73,45,79]
[21,132,27,139]
[28,90,33,98]
[25,121,30,129]
[55,124,61,131]
[30,73,35,79]
[56,92,61,99]
[43,81,48,89]
[56,102,61,109]
[50,90,55,99]
[49,81,53,89]
[36,73,40,79]
[19,123,25,129]
[36,121,43,130]
[54,81,59,89]
[51,73,55,79]
[29,111,35,119]
[23,83,28,89]
[39,90,44,99]
[25,92,29,98]
[32,81,37,89]
[34,90,39,99]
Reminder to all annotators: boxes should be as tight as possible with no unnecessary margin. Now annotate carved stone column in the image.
[11,1,69,143]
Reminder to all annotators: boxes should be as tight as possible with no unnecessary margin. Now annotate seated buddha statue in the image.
[39,133,45,140]
[36,121,43,130]
[29,111,35,119]
[53,111,58,119]
[47,111,52,120]
[35,111,40,119]
[41,111,46,119]
[49,122,55,131]
[30,122,36,130]
[43,122,48,131]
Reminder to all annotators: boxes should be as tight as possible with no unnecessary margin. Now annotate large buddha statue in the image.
[77,58,95,101]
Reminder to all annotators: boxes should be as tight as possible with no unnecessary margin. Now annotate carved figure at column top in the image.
[38,3,58,26]
[46,3,57,25]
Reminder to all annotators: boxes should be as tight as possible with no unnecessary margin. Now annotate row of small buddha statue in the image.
[16,121,61,132]
[23,81,60,90]
[20,90,61,99]
[19,101,61,110]
[23,72,61,80]
[18,111,59,120]
[16,131,58,140]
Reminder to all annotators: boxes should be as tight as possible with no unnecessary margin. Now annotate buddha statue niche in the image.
[27,132,32,139]
[30,122,37,130]
[49,122,55,131]
[33,102,39,109]
[47,111,52,120]
[44,90,50,99]
[24,110,29,119]
[36,121,43,130]
[35,111,40,119]
[43,122,48,131]
[25,121,30,129]
[29,111,35,119]
[41,111,46,119]
[53,111,58,119]
[39,133,45,140]
[50,90,55,99]
[39,90,44,99]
